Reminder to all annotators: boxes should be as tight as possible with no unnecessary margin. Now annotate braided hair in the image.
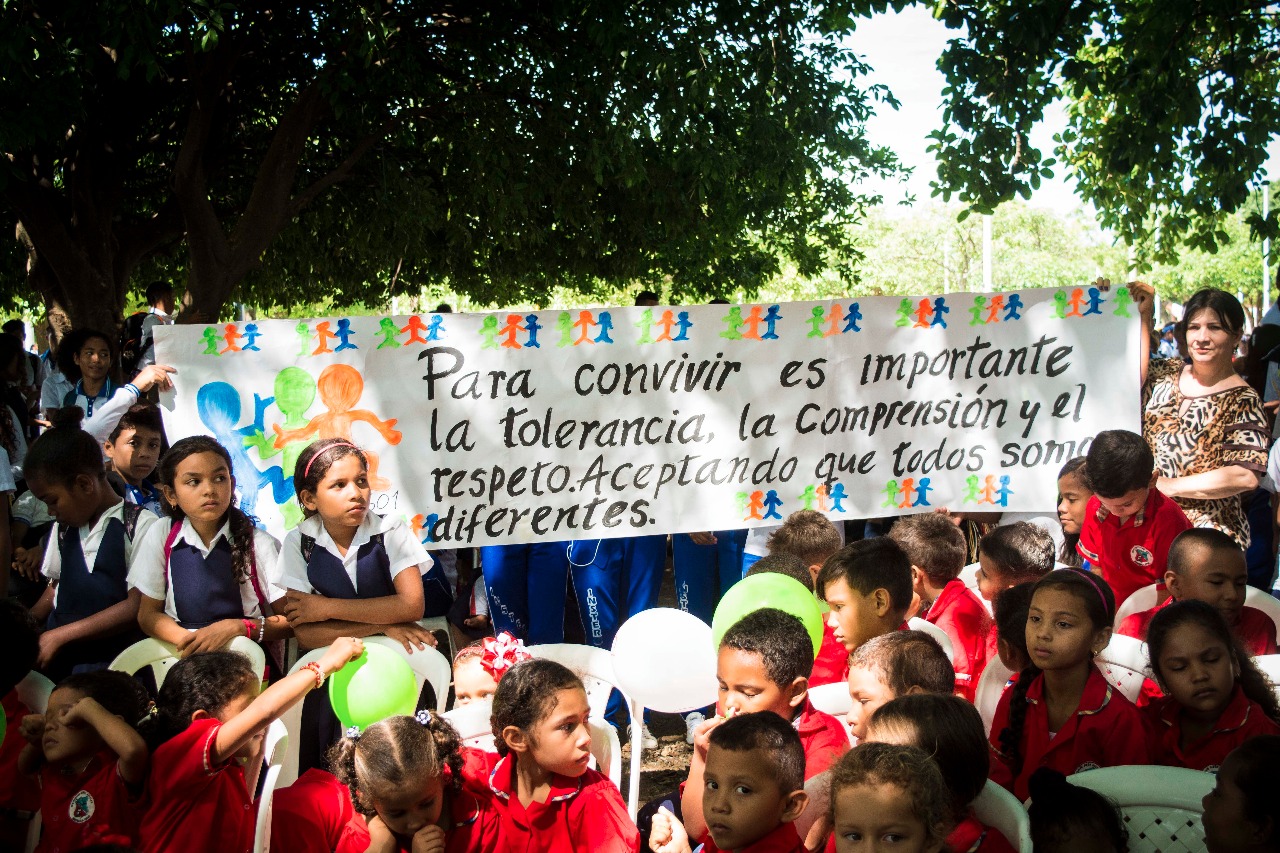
[157,436,259,587]
[997,569,1115,777]
[328,711,465,817]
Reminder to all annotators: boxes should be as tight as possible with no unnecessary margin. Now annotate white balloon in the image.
[611,608,717,714]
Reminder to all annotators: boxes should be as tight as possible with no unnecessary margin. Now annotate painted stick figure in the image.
[1052,290,1069,319]
[881,479,900,508]
[742,306,765,340]
[244,366,317,528]
[842,302,862,333]
[478,316,500,350]
[635,309,654,344]
[734,492,751,518]
[746,491,765,521]
[912,477,932,507]
[217,324,241,354]
[815,484,830,512]
[334,318,358,352]
[930,298,949,328]
[377,318,401,349]
[979,475,998,505]
[594,311,615,344]
[400,315,429,344]
[762,490,784,520]
[241,323,262,352]
[798,484,818,511]
[912,299,933,329]
[425,314,446,341]
[673,311,693,341]
[572,311,597,345]
[524,314,543,348]
[763,305,783,339]
[962,474,981,504]
[807,306,826,339]
[197,382,291,518]
[825,304,843,337]
[654,310,677,342]
[1112,286,1133,318]
[996,475,1014,507]
[556,312,574,347]
[201,327,220,355]
[969,296,987,326]
[1084,287,1105,316]
[1002,293,1024,321]
[312,321,336,355]
[986,295,1005,324]
[897,478,917,508]
[1066,288,1086,317]
[828,482,848,513]
[720,307,744,341]
[895,298,912,327]
[295,322,312,356]
[499,314,524,349]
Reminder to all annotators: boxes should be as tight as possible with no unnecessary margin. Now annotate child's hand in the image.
[462,613,490,630]
[691,713,726,761]
[12,546,42,581]
[132,364,176,393]
[382,622,439,653]
[687,531,717,546]
[318,636,364,675]
[364,816,397,853]
[1128,281,1155,321]
[281,591,330,626]
[411,824,447,853]
[36,628,65,669]
[650,806,692,853]
[19,713,45,745]
[176,620,245,657]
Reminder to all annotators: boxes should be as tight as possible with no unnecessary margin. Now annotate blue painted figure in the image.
[594,311,615,344]
[762,305,783,339]
[842,302,862,333]
[996,475,1014,507]
[930,297,949,328]
[524,313,543,348]
[242,324,263,352]
[761,490,784,520]
[334,318,358,351]
[196,382,292,517]
[673,311,693,341]
[828,482,848,512]
[1002,293,1025,321]
[912,477,932,507]
[1084,287,1105,316]
[425,314,446,341]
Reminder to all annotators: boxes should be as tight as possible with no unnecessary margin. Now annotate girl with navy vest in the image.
[27,408,160,681]
[132,436,290,667]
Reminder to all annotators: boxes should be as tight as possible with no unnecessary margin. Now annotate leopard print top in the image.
[1142,357,1268,549]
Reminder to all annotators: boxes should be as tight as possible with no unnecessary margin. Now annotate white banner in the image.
[156,287,1140,546]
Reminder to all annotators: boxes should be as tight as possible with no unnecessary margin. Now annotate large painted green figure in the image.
[244,366,317,528]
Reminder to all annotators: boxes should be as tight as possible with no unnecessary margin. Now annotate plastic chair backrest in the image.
[418,615,458,661]
[972,780,1032,853]
[959,563,993,615]
[15,671,53,714]
[441,699,497,752]
[1244,586,1280,637]
[264,719,288,768]
[906,618,955,660]
[807,682,851,718]
[108,636,268,690]
[253,763,283,853]
[1254,654,1280,703]
[1114,583,1160,629]
[974,657,1015,737]
[1095,634,1150,703]
[587,717,622,788]
[1065,766,1213,853]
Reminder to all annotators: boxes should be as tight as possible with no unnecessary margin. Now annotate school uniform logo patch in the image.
[70,790,95,823]
[1129,546,1153,567]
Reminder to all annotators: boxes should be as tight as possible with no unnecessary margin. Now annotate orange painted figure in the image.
[271,364,402,489]
[746,491,765,520]
[400,315,429,344]
[815,484,830,512]
[311,321,336,355]
[572,311,596,345]
[979,475,998,505]
[897,477,917,508]
[499,314,525,349]
[220,324,244,354]
[654,310,677,342]
[986,295,1005,324]
[1066,288,1087,317]
[825,304,843,337]
[912,299,933,329]
[742,306,765,340]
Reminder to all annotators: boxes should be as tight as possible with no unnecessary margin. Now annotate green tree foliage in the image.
[927,0,1280,267]
[0,0,904,331]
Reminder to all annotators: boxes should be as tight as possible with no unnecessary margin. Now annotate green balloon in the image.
[711,573,824,659]
[328,644,418,730]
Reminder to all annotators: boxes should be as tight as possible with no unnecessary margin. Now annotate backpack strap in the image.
[300,533,316,563]
[121,503,145,541]
[161,519,183,592]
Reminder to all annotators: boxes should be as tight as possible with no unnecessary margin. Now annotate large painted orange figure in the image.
[271,364,402,489]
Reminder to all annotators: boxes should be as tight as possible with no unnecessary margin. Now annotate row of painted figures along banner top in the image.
[155,286,1139,548]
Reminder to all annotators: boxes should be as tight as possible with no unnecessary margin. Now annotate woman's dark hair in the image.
[1225,735,1280,840]
[25,407,105,486]
[1175,289,1246,359]
[490,658,584,757]
[1056,457,1088,567]
[138,650,258,750]
[57,328,114,383]
[55,670,151,726]
[997,569,1115,777]
[293,438,368,516]
[1147,599,1280,724]
[157,436,260,588]
[867,694,988,825]
[329,712,465,817]
[1028,767,1127,853]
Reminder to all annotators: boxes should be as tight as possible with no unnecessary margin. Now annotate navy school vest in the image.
[49,504,143,628]
[169,536,245,629]
[302,532,395,599]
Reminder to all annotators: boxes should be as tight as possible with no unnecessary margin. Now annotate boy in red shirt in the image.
[815,538,914,686]
[845,630,956,742]
[1076,429,1191,609]
[763,511,847,687]
[889,513,991,700]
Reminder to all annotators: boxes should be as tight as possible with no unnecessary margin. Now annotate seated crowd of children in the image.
[1,383,1279,853]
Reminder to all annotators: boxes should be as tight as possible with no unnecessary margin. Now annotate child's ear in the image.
[74,472,99,494]
[807,564,821,585]
[780,789,809,824]
[871,588,893,618]
[501,725,530,755]
[1164,569,1182,598]
[191,709,211,723]
[157,484,178,508]
[786,676,808,710]
[1147,471,1159,490]
[298,489,319,513]
[1091,625,1113,655]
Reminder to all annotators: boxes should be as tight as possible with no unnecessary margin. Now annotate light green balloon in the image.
[328,645,418,730]
[711,573,824,659]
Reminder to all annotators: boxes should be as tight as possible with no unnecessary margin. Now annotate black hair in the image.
[1028,768,1127,853]
[107,402,167,445]
[157,436,260,589]
[1175,289,1246,359]
[816,538,913,619]
[145,281,173,304]
[887,513,967,583]
[979,522,1054,582]
[720,608,814,689]
[746,552,814,592]
[867,694,989,824]
[1,319,24,337]
[1224,735,1280,841]
[0,601,39,695]
[25,407,106,486]
[57,328,114,383]
[829,743,948,849]
[1166,527,1243,576]
[55,670,150,726]
[708,710,806,795]
[1084,430,1154,498]
[766,510,843,567]
[329,711,466,816]
[993,582,1036,667]
[997,569,1115,777]
[1147,599,1280,724]
[293,438,369,516]
[848,630,956,696]
[633,290,660,305]
[139,650,259,750]
[0,333,25,458]
[1056,457,1089,567]
[489,658,584,757]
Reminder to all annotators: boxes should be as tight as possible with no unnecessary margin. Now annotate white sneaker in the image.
[630,724,658,751]
[684,711,706,745]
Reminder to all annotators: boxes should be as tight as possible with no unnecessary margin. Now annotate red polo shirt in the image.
[794,698,850,778]
[1143,685,1280,772]
[809,623,849,687]
[0,692,40,815]
[948,811,1017,853]
[1077,491,1191,609]
[926,579,993,702]
[36,751,138,853]
[1119,598,1279,656]
[486,751,638,853]
[701,821,805,853]
[988,667,1149,800]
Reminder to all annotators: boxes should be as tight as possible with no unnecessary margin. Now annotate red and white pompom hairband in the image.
[480,631,532,680]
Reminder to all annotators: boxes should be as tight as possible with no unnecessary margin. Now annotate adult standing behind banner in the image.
[1137,285,1269,549]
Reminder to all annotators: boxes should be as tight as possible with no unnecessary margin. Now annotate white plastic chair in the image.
[441,699,497,752]
[418,615,458,662]
[1095,634,1151,703]
[1254,654,1280,702]
[958,562,993,614]
[806,682,855,745]
[264,719,288,768]
[276,637,451,788]
[528,643,643,818]
[1065,766,1214,853]
[14,671,53,714]
[974,658,1015,737]
[972,779,1032,853]
[253,763,283,853]
[109,635,268,689]
[1244,586,1280,637]
[588,717,622,788]
[906,617,955,660]
[1114,583,1160,629]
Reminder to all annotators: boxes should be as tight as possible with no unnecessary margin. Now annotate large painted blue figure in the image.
[196,382,293,516]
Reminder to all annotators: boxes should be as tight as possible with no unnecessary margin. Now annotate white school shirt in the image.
[130,516,284,620]
[64,380,144,445]
[0,447,14,495]
[12,490,52,528]
[272,513,428,596]
[40,369,74,414]
[139,308,174,368]
[3,405,26,480]
[41,501,159,607]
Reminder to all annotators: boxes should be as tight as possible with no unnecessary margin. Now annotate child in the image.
[487,657,639,852]
[889,513,991,700]
[1055,458,1091,568]
[828,742,949,853]
[651,712,809,853]
[1077,429,1192,608]
[1026,767,1127,853]
[816,539,914,679]
[18,670,150,851]
[866,694,1016,853]
[989,569,1149,800]
[137,638,362,853]
[102,403,166,517]
[271,711,499,853]
[1144,600,1280,771]
[452,632,531,707]
[745,552,814,592]
[1118,528,1278,655]
[991,582,1035,674]
[845,630,955,742]
[27,408,160,680]
[1202,735,1280,853]
[54,328,174,444]
[974,522,1054,605]
[132,436,290,665]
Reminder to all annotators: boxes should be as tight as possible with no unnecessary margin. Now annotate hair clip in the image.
[480,631,533,680]
[345,726,361,741]
[415,709,433,726]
